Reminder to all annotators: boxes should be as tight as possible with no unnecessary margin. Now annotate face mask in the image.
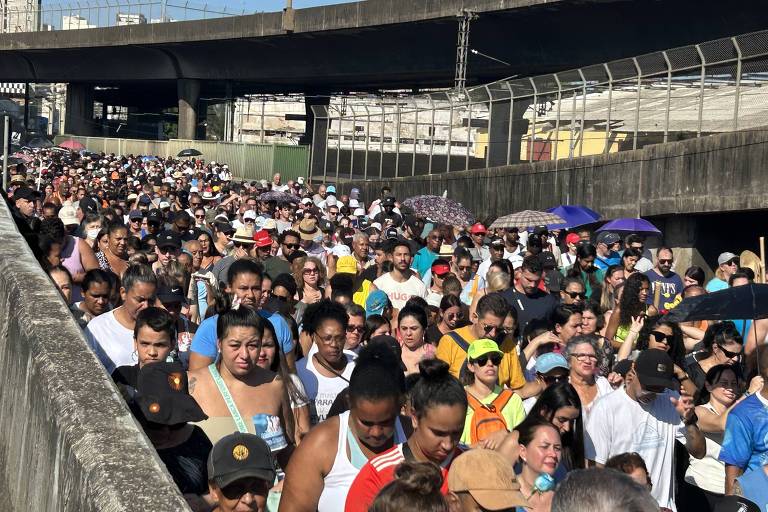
[87,228,100,240]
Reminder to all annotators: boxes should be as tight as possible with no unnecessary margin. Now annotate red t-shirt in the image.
[344,442,462,512]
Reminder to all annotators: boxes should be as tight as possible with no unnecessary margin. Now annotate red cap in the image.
[253,230,272,248]
[565,233,581,245]
[470,223,487,234]
[431,262,451,276]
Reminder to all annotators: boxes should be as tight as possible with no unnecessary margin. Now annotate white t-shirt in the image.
[585,388,687,511]
[373,272,428,310]
[296,352,356,426]
[84,310,135,374]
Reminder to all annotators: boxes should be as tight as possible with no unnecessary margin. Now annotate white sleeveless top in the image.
[317,410,406,512]
[685,403,726,494]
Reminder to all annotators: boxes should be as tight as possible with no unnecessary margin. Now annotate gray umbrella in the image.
[489,210,565,230]
[258,191,299,203]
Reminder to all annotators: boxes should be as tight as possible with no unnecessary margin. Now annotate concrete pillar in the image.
[64,83,94,136]
[177,79,200,141]
[663,216,713,282]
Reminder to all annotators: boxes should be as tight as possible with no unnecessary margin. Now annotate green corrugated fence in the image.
[53,135,309,181]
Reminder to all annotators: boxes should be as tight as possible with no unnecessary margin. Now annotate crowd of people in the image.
[5,146,768,512]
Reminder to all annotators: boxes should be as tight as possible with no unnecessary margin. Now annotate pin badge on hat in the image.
[232,444,249,461]
[168,373,183,391]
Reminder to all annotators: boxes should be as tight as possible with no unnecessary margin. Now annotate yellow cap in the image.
[467,339,503,360]
[336,255,358,275]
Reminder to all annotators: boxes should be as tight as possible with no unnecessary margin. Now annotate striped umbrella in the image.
[489,210,565,230]
[402,195,475,225]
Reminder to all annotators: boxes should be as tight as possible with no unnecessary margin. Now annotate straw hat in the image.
[229,226,256,244]
[297,218,320,241]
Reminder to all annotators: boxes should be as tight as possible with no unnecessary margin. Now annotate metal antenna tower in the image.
[454,10,477,89]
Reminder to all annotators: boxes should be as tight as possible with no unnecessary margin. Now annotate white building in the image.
[2,0,40,33]
[62,15,95,30]
[116,13,146,26]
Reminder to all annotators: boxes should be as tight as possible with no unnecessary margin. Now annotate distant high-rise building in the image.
[116,13,146,26]
[2,0,40,33]
[62,15,96,30]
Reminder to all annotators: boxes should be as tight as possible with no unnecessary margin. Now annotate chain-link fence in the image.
[2,0,251,32]
[310,29,768,182]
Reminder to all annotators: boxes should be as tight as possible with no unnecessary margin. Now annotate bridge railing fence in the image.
[310,29,768,183]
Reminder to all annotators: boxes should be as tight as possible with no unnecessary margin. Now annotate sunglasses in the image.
[272,294,290,302]
[346,326,365,333]
[725,259,739,266]
[650,331,672,345]
[717,344,741,359]
[479,321,500,336]
[564,290,586,299]
[542,374,568,385]
[446,312,464,320]
[283,243,300,250]
[658,259,673,264]
[194,214,205,219]
[472,354,503,367]
[457,265,471,271]
[303,268,319,275]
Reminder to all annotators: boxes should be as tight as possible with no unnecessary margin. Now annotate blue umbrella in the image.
[596,217,661,234]
[545,205,601,229]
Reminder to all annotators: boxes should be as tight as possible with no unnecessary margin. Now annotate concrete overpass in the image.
[2,0,767,138]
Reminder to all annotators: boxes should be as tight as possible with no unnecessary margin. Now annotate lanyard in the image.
[208,363,248,433]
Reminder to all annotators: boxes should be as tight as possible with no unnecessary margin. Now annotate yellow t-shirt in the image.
[436,325,526,390]
[460,385,526,444]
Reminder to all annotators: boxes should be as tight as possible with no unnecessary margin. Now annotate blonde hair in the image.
[487,271,511,293]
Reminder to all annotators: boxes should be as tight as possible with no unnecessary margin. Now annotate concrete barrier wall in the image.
[334,128,768,221]
[0,199,190,511]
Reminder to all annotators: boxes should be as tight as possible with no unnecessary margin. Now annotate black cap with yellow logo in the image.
[135,362,207,425]
[207,433,276,488]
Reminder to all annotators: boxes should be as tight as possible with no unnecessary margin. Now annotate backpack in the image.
[466,389,514,444]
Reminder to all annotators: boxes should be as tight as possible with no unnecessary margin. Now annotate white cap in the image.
[326,196,337,207]
[159,201,171,209]
[297,176,305,184]
[301,197,313,205]
[353,208,365,217]
[368,222,383,232]
[190,186,199,193]
[243,210,257,220]
[349,198,359,208]
[332,244,352,257]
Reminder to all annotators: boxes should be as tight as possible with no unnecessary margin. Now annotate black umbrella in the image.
[26,137,54,149]
[664,284,768,323]
[2,156,24,165]
[177,148,202,157]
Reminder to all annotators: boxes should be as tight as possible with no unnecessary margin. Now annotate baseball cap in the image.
[262,218,277,231]
[448,449,528,510]
[134,362,207,426]
[349,187,360,199]
[253,230,272,248]
[159,200,171,209]
[365,290,390,317]
[470,223,487,234]
[146,209,164,224]
[565,233,581,245]
[138,195,152,205]
[532,225,548,237]
[431,258,451,277]
[596,231,620,246]
[467,339,503,360]
[349,198,360,209]
[156,230,182,250]
[384,227,399,240]
[336,255,358,275]
[489,236,504,247]
[326,195,337,207]
[535,352,569,374]
[207,433,276,490]
[438,244,454,257]
[58,204,78,226]
[538,251,557,269]
[332,244,352,258]
[243,210,257,221]
[381,196,396,207]
[326,185,336,195]
[12,187,39,201]
[367,222,383,233]
[717,252,739,265]
[301,197,313,206]
[714,496,760,512]
[128,209,144,221]
[78,197,99,214]
[634,349,677,390]
[157,284,185,304]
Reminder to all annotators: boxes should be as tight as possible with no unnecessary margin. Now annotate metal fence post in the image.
[662,51,672,144]
[446,95,454,173]
[603,63,613,154]
[577,69,587,157]
[363,105,370,180]
[732,37,743,131]
[379,105,385,179]
[349,105,356,180]
[484,85,493,169]
[428,95,435,175]
[569,88,578,158]
[632,58,641,150]
[552,76,562,162]
[465,91,472,171]
[505,82,515,165]
[695,44,706,138]
[323,107,330,184]
[412,99,419,176]
[529,78,538,163]
[335,107,342,184]
[394,101,401,178]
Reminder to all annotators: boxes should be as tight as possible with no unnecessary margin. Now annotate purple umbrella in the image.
[596,218,661,234]
[545,205,601,229]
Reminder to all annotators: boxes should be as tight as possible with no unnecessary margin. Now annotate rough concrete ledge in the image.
[0,199,189,511]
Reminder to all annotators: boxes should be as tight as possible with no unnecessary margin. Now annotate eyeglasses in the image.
[283,243,300,250]
[346,325,365,333]
[570,353,598,362]
[316,333,345,346]
[457,265,471,271]
[244,219,255,223]
[650,331,672,345]
[303,268,319,275]
[471,354,502,367]
[542,374,569,385]
[564,290,586,299]
[446,312,464,320]
[717,344,741,359]
[194,214,205,219]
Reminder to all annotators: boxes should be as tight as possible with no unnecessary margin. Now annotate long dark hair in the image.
[619,273,651,326]
[566,244,601,298]
[636,317,685,367]
[527,382,585,470]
